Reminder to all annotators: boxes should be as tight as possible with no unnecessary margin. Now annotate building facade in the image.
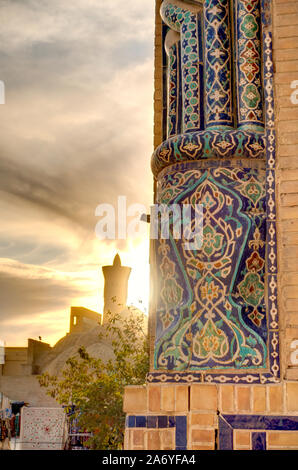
[0,255,132,407]
[123,0,298,450]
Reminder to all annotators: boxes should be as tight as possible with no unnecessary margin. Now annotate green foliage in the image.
[38,308,149,449]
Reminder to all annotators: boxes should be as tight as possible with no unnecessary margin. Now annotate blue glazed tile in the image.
[135,416,146,428]
[222,415,298,432]
[175,416,187,447]
[263,416,298,431]
[218,416,233,450]
[127,416,136,428]
[261,0,272,27]
[147,416,157,429]
[158,415,168,428]
[219,415,298,450]
[169,416,176,428]
[162,23,168,64]
[149,0,280,388]
[153,162,270,380]
[252,432,266,450]
[223,415,266,430]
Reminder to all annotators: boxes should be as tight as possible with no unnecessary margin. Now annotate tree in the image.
[38,308,149,449]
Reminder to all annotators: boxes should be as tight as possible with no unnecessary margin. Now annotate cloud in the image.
[0,258,93,320]
[0,60,154,232]
[0,0,155,344]
[0,0,154,89]
[0,0,154,48]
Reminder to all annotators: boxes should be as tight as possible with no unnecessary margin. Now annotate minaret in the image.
[102,254,131,323]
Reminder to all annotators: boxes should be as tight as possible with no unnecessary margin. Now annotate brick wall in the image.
[124,383,298,450]
[273,0,298,379]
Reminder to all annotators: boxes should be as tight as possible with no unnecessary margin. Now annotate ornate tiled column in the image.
[165,30,182,137]
[235,0,264,131]
[150,2,271,384]
[149,0,278,384]
[121,0,298,451]
[204,0,234,129]
[161,0,204,132]
[149,0,279,383]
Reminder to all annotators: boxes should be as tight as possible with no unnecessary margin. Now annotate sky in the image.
[0,0,155,346]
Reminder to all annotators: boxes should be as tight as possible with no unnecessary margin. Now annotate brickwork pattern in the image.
[124,382,298,450]
[273,0,298,379]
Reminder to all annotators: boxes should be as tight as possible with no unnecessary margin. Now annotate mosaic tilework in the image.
[161,1,204,132]
[126,415,187,450]
[204,0,233,128]
[166,38,182,137]
[151,159,273,377]
[235,0,264,129]
[159,0,264,139]
[219,415,298,450]
[151,129,265,176]
[148,1,279,385]
[262,0,279,384]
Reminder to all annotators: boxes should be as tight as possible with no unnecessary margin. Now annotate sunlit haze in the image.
[0,0,155,346]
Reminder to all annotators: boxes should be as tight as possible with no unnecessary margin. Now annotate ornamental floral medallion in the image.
[154,162,267,372]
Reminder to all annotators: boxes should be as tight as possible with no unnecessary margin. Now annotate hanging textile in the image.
[0,395,24,450]
[11,402,25,416]
[19,407,67,450]
[1,395,12,419]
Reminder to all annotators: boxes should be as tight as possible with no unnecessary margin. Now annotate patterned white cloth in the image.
[1,393,12,418]
[20,407,67,450]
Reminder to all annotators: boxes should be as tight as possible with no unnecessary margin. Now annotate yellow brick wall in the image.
[127,427,175,451]
[123,383,298,450]
[273,0,298,380]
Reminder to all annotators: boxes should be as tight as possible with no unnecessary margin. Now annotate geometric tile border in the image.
[219,415,298,450]
[126,415,187,450]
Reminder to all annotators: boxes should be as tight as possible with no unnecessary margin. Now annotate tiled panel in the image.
[219,414,298,450]
[273,0,298,379]
[252,432,266,450]
[175,415,187,449]
[126,414,187,450]
[149,0,280,386]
